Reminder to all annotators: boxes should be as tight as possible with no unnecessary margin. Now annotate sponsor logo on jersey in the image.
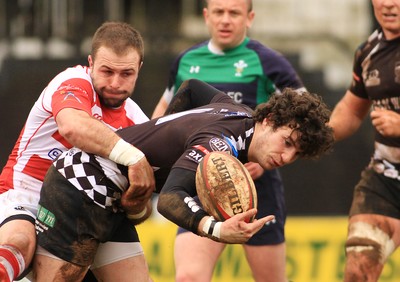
[234,60,248,77]
[209,137,230,152]
[37,205,56,228]
[62,91,82,103]
[189,66,200,73]
[226,91,243,103]
[48,148,63,160]
[187,148,206,163]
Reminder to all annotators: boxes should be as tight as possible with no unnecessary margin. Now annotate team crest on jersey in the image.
[234,60,248,77]
[365,69,380,87]
[395,61,400,84]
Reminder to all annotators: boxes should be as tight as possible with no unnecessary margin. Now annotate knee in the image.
[175,272,197,282]
[345,221,395,265]
[9,232,35,253]
[175,268,208,282]
[1,229,36,263]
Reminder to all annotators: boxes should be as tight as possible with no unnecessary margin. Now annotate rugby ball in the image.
[196,151,257,222]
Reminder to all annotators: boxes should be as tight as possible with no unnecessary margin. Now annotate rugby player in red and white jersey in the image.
[0,22,155,282]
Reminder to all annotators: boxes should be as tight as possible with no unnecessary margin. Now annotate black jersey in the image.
[53,93,254,212]
[350,28,400,148]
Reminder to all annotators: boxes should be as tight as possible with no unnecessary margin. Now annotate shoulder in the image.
[354,29,383,60]
[124,98,150,124]
[58,65,91,79]
[245,39,293,65]
[245,39,279,56]
[177,41,209,59]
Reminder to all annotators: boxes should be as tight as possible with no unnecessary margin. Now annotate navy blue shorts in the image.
[177,169,286,245]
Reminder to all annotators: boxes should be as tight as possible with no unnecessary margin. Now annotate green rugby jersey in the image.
[164,37,304,109]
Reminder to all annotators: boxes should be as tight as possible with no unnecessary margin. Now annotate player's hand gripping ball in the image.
[196,151,257,222]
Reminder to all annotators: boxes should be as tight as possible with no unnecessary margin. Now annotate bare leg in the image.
[92,254,151,282]
[174,232,225,282]
[344,214,400,282]
[0,220,36,281]
[33,253,88,282]
[244,242,287,282]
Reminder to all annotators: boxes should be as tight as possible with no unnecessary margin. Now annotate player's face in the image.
[372,0,400,40]
[204,0,255,50]
[248,119,300,170]
[89,46,142,108]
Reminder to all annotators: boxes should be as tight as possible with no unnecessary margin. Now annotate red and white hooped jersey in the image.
[0,65,149,196]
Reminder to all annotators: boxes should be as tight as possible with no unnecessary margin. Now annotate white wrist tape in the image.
[202,216,221,239]
[109,139,145,166]
[202,216,214,234]
[212,222,222,238]
[126,207,147,220]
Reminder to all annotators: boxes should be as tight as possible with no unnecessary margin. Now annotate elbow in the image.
[58,122,78,144]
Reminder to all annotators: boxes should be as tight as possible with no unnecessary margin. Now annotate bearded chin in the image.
[98,94,124,108]
[96,87,130,108]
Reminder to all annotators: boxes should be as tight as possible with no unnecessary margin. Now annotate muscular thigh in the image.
[244,243,286,282]
[174,232,225,278]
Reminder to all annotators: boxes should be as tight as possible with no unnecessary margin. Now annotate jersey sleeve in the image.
[262,51,304,91]
[348,42,369,99]
[161,52,183,103]
[161,86,175,104]
[158,167,208,234]
[51,77,95,118]
[248,40,304,92]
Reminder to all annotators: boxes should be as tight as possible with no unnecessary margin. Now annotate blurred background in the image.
[2,1,397,281]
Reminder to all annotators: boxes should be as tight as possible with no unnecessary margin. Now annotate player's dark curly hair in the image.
[253,88,334,159]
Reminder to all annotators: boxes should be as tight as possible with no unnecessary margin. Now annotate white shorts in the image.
[36,242,144,269]
[0,189,40,224]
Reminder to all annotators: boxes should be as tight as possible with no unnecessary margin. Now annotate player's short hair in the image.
[253,88,334,159]
[91,21,144,63]
[204,0,253,12]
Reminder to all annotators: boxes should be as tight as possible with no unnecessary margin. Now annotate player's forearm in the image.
[329,107,364,141]
[57,108,125,157]
[157,191,208,234]
[329,91,371,141]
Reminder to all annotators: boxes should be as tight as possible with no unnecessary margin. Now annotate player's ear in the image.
[247,11,255,28]
[88,55,93,68]
[263,116,273,126]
